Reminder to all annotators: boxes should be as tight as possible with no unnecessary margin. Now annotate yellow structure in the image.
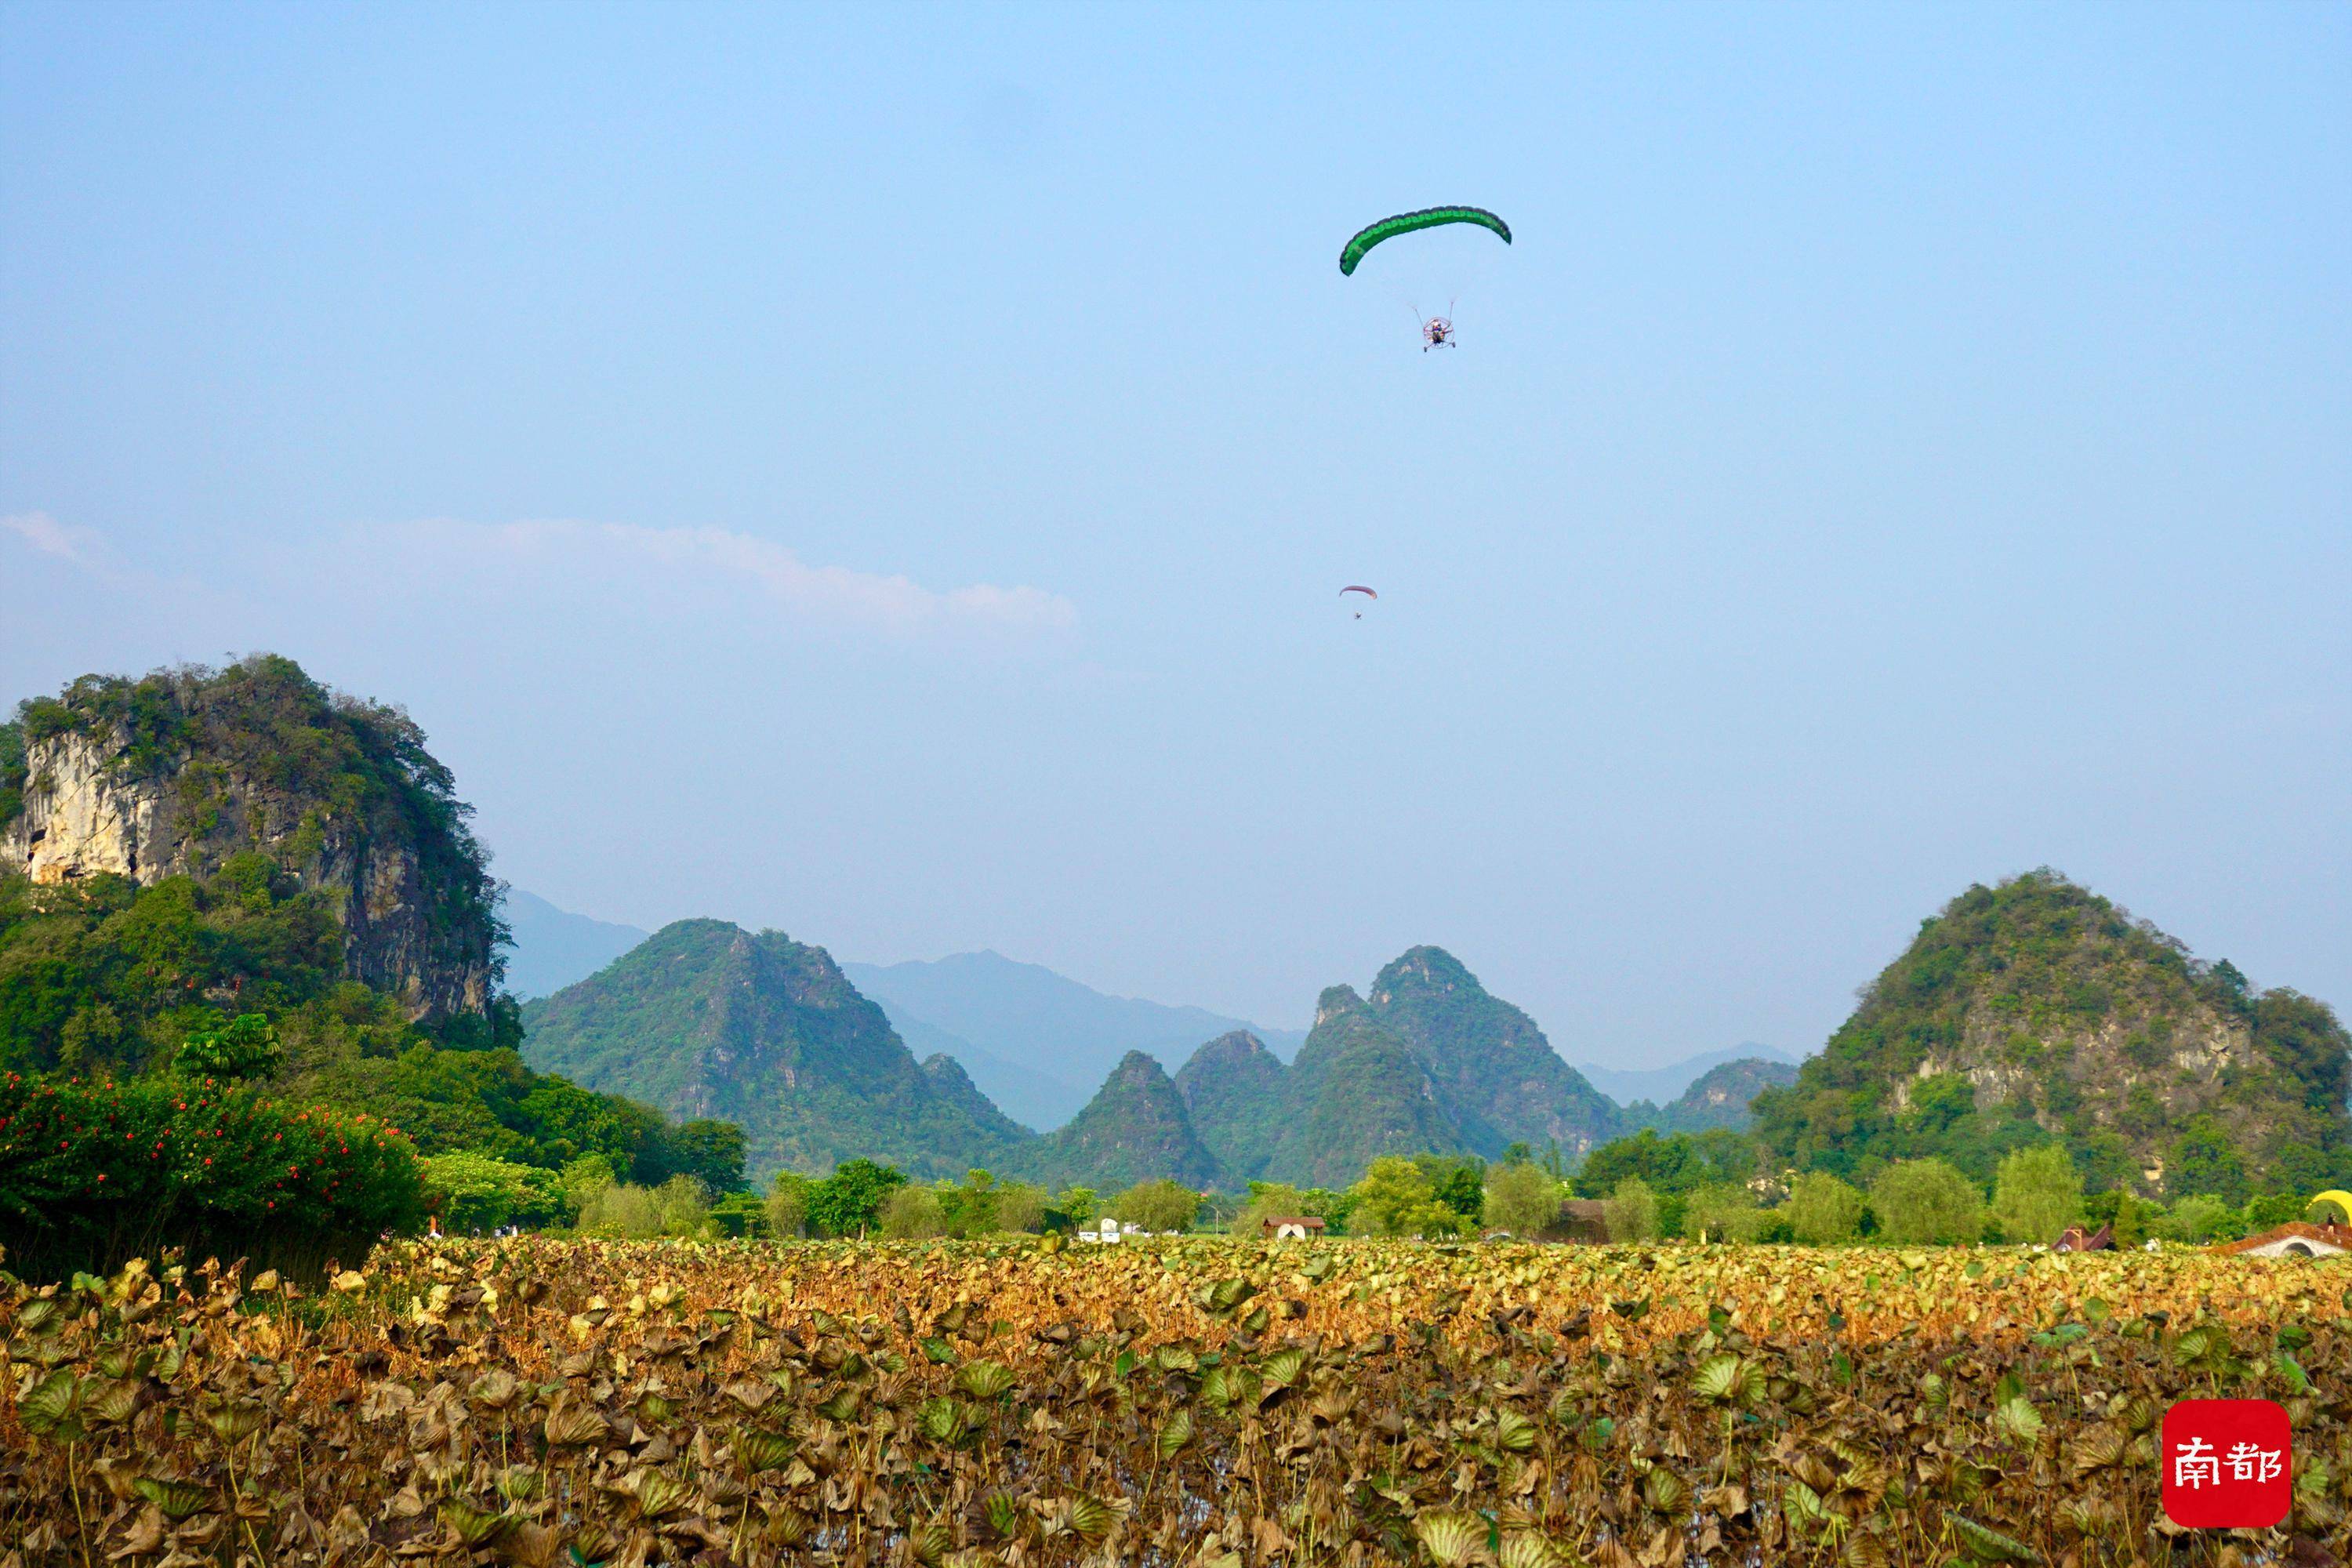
[2310,1190,2352,1224]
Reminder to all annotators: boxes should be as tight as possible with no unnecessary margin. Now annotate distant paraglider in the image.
[1341,584,1377,619]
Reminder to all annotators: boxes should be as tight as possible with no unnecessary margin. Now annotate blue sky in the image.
[4,3,2346,1062]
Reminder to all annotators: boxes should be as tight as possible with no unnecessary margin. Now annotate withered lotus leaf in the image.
[0,1235,2339,1561]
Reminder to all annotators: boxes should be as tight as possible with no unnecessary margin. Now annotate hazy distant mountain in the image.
[840,950,1303,1130]
[501,890,649,1000]
[1573,1044,1803,1109]
[1619,1057,1803,1134]
[1182,949,1621,1187]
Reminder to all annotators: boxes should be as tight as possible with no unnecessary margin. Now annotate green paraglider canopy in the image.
[1339,206,1512,276]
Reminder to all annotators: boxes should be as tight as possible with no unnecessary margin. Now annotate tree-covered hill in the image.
[521,920,1026,1182]
[1256,986,1465,1188]
[1173,1030,1288,1181]
[1365,946,1621,1160]
[1752,870,2350,1198]
[1004,1050,1221,1192]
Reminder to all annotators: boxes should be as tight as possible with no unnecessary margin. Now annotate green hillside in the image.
[1172,1029,1288,1180]
[1006,1050,1221,1191]
[1365,946,1621,1160]
[1753,870,2350,1197]
[521,920,1024,1181]
[1260,987,1464,1188]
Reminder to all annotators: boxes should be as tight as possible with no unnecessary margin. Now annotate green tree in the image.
[1480,1161,1564,1236]
[1782,1171,1865,1244]
[993,1181,1047,1234]
[2155,1193,2237,1243]
[2079,1187,2151,1248]
[1990,1144,2084,1244]
[1869,1158,1984,1244]
[1111,1178,1202,1236]
[2167,1116,2250,1207]
[558,1153,619,1221]
[879,1185,946,1240]
[575,1176,710,1239]
[1051,1185,1099,1226]
[641,1117,748,1192]
[420,1150,557,1233]
[1348,1156,1462,1238]
[937,1169,1001,1237]
[764,1170,814,1239]
[1414,1153,1486,1224]
[1683,1181,1766,1243]
[1600,1177,1660,1242]
[804,1158,907,1238]
[173,1013,285,1081]
[1575,1127,1755,1198]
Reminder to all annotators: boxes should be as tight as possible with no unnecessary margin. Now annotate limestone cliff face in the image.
[2,659,496,1020]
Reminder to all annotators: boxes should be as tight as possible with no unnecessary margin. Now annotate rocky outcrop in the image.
[2,658,498,1020]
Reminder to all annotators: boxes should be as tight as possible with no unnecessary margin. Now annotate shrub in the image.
[576,1174,711,1239]
[937,1170,1006,1237]
[1869,1158,1984,1244]
[1111,1179,1203,1236]
[1991,1144,2083,1245]
[708,1192,768,1238]
[1683,1182,1766,1243]
[0,1071,426,1280]
[1601,1178,1660,1242]
[559,1153,620,1219]
[878,1185,946,1240]
[172,1014,285,1081]
[1481,1162,1565,1236]
[1783,1171,1865,1243]
[576,1181,662,1238]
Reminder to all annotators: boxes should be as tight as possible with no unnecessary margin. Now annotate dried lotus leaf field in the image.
[4,1239,2349,1566]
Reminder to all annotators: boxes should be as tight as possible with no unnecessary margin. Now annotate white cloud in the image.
[2,511,112,568]
[376,518,1078,639]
